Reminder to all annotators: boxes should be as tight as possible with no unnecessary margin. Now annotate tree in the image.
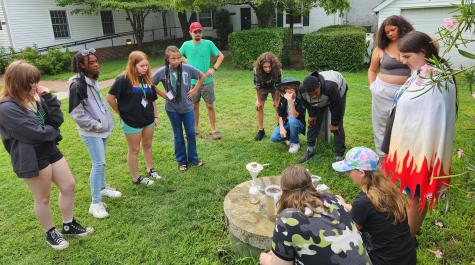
[56,0,166,47]
[230,0,350,45]
[164,0,225,39]
[274,0,350,39]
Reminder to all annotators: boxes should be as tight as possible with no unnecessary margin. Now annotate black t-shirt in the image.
[351,192,416,265]
[108,75,157,128]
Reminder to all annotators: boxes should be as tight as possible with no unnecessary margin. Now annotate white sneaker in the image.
[288,143,300,153]
[100,187,122,198]
[148,168,162,180]
[88,202,109,219]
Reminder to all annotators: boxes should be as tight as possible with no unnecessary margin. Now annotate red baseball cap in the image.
[189,22,203,32]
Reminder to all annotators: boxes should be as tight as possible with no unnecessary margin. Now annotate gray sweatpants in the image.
[370,77,402,156]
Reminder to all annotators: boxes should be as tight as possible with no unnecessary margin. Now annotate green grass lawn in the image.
[0,61,474,264]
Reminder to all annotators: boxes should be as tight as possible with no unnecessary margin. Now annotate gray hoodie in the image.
[69,76,115,138]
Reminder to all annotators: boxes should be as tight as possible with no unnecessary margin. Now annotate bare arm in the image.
[106,94,120,115]
[155,85,167,100]
[259,251,293,265]
[368,48,381,85]
[213,51,224,70]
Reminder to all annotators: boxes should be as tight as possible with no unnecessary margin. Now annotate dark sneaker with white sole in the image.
[46,227,69,250]
[254,129,265,141]
[61,219,94,237]
[299,150,316,163]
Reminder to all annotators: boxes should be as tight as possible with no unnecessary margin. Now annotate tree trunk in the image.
[250,0,275,28]
[178,12,197,40]
[125,9,149,47]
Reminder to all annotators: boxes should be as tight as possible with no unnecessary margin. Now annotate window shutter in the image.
[277,12,283,27]
[212,10,215,29]
[303,12,309,26]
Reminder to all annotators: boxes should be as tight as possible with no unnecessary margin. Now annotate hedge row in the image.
[302,26,366,71]
[0,46,71,75]
[316,24,366,33]
[228,28,291,69]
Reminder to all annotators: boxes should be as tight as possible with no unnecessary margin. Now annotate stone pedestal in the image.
[223,176,281,250]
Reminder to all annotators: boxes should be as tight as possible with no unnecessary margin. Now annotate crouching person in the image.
[270,78,306,154]
[299,71,347,163]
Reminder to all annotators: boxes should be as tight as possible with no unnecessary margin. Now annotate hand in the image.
[154,117,159,127]
[284,91,294,101]
[336,195,346,204]
[329,124,339,134]
[279,127,287,139]
[187,88,197,99]
[206,68,216,77]
[36,85,50,96]
[308,117,317,126]
[256,99,263,111]
[259,252,272,265]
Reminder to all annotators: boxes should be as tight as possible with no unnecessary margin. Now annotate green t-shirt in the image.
[179,39,220,85]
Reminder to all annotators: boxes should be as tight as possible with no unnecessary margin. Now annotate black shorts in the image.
[257,88,276,102]
[35,142,63,172]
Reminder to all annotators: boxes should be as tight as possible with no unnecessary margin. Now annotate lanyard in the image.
[36,104,46,126]
[140,77,147,99]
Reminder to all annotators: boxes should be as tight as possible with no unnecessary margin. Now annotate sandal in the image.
[179,164,188,171]
[210,131,222,140]
[192,160,204,167]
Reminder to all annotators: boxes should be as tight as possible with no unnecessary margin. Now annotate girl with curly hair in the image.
[252,52,282,141]
[368,15,413,158]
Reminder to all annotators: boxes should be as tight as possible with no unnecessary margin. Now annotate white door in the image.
[402,7,475,69]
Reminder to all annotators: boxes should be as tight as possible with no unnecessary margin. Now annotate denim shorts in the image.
[120,119,154,135]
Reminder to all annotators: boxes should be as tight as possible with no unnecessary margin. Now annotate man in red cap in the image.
[180,22,225,140]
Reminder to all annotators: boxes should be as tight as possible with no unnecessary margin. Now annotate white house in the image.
[0,0,384,52]
[374,0,475,68]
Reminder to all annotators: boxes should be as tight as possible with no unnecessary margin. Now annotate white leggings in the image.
[370,77,402,156]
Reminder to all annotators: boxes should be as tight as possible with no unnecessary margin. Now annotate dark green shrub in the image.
[215,9,232,48]
[302,30,366,71]
[317,24,367,33]
[0,47,15,74]
[34,48,71,75]
[229,28,291,69]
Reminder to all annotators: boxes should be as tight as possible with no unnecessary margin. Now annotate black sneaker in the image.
[61,219,94,237]
[254,129,265,141]
[299,150,316,163]
[45,227,69,250]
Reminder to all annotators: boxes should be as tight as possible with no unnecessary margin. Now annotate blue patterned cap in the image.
[332,147,378,172]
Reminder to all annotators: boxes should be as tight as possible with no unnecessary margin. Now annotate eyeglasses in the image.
[80,48,96,56]
[192,29,202,34]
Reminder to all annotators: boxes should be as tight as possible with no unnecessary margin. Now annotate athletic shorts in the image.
[191,82,215,104]
[120,119,155,135]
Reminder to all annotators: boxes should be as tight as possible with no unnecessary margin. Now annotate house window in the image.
[101,11,115,35]
[199,11,213,27]
[285,13,302,25]
[50,10,70,39]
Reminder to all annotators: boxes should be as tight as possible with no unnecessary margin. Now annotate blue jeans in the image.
[166,110,199,165]
[270,117,304,144]
[81,136,107,204]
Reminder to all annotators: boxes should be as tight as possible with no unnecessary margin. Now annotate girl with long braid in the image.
[153,46,206,171]
[107,51,161,185]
